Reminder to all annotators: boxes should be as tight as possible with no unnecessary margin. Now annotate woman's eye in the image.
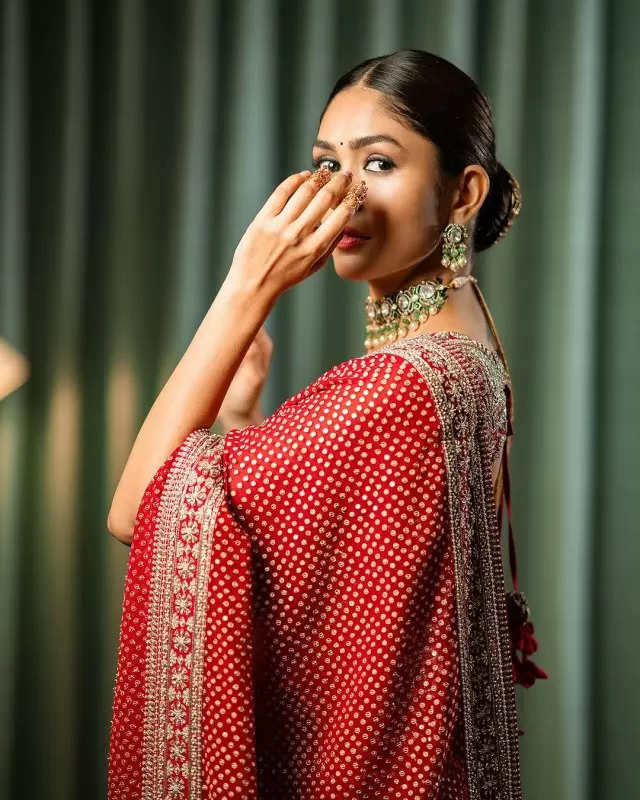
[311,158,339,172]
[366,157,393,172]
[310,157,394,173]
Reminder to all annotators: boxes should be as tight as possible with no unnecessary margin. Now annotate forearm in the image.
[107,275,275,539]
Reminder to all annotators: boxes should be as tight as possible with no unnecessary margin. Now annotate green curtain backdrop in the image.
[1,0,638,798]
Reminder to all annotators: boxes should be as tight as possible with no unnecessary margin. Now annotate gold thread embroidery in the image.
[364,332,522,800]
[142,428,226,799]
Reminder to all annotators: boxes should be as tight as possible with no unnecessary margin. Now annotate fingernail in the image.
[343,170,353,181]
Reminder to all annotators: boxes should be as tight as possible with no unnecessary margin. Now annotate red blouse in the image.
[108,330,544,799]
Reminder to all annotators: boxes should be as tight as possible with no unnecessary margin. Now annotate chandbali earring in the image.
[441,222,468,272]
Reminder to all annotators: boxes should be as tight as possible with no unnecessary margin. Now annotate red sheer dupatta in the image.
[108,333,527,799]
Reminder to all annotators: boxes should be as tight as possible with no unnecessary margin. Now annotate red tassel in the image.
[511,626,549,688]
[506,593,549,690]
[517,621,540,656]
[498,387,549,739]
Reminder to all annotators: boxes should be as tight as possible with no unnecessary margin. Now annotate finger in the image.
[309,233,342,274]
[257,171,312,219]
[309,218,352,274]
[278,168,351,226]
[304,180,368,254]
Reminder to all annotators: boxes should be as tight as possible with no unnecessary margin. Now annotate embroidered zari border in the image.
[142,427,225,800]
[369,332,522,800]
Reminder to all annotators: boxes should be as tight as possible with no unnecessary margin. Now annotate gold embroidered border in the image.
[368,333,522,800]
[142,427,225,800]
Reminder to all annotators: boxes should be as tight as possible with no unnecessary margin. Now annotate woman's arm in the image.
[106,274,275,543]
[216,324,273,433]
[218,409,267,433]
[107,166,365,544]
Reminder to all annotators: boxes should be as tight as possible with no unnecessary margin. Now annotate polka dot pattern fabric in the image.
[219,348,463,799]
[108,331,524,799]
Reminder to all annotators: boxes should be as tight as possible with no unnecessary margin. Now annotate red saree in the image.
[108,330,541,799]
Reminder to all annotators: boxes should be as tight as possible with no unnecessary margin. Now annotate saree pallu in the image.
[108,330,525,799]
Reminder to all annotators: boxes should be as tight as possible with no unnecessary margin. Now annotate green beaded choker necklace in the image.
[364,274,476,351]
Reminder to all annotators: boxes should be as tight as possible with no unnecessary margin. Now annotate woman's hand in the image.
[218,324,273,429]
[228,167,367,302]
[107,168,366,544]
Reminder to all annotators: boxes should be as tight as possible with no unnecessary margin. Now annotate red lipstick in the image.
[337,226,371,250]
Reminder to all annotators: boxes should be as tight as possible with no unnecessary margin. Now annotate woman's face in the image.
[312,85,450,295]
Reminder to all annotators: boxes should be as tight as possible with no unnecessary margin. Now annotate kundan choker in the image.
[364,274,477,351]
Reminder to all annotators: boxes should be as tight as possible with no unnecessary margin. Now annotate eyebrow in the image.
[313,134,405,151]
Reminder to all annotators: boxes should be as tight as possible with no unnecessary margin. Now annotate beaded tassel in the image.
[441,222,469,272]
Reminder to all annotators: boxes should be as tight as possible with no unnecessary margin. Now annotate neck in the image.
[363,266,478,354]
[367,264,473,302]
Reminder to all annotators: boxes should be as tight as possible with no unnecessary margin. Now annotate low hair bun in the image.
[473,162,521,252]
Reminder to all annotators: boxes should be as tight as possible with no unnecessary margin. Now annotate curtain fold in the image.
[1,1,638,798]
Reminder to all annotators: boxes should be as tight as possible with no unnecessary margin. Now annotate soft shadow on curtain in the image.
[1,0,638,798]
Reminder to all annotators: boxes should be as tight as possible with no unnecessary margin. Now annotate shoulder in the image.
[283,347,436,414]
[373,334,510,445]
[348,335,509,431]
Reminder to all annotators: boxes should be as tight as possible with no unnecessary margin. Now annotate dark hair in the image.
[319,49,517,252]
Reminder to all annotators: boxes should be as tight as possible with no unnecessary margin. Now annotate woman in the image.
[107,49,547,799]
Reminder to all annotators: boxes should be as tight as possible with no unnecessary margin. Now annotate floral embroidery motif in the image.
[143,430,225,800]
[374,330,523,799]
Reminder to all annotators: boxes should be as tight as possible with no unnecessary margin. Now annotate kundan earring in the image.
[441,222,468,272]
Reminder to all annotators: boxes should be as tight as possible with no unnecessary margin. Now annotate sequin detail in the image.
[108,331,523,799]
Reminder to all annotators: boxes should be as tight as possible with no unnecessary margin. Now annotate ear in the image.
[449,164,490,225]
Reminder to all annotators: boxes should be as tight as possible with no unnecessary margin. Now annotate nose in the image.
[340,162,361,179]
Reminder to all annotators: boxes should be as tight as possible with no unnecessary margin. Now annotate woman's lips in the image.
[336,229,371,249]
[337,234,369,249]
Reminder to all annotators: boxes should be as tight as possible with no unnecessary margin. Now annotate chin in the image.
[331,254,374,281]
